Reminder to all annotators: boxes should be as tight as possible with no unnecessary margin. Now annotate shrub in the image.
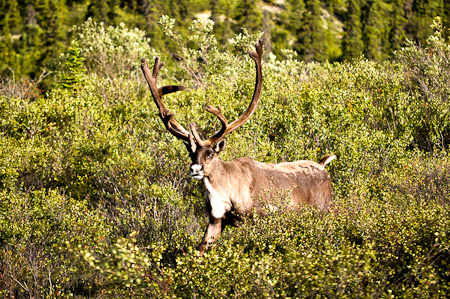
[73,18,157,80]
[0,189,110,297]
[396,17,450,151]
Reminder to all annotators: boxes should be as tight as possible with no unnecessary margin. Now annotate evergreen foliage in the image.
[297,0,328,62]
[57,41,86,89]
[0,0,450,84]
[233,0,263,34]
[342,0,364,59]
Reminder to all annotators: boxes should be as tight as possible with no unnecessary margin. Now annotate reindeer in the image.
[141,40,335,253]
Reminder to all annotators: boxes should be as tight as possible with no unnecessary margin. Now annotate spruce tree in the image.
[342,0,364,60]
[363,0,389,61]
[411,0,444,41]
[285,0,306,34]
[296,0,327,62]
[272,0,305,57]
[445,0,450,32]
[211,0,233,46]
[388,0,407,54]
[142,0,167,52]
[0,16,15,75]
[234,0,263,34]
[322,0,343,61]
[1,0,22,33]
[0,0,22,75]
[14,2,45,78]
[169,0,192,35]
[107,0,120,23]
[86,0,110,23]
[58,41,86,89]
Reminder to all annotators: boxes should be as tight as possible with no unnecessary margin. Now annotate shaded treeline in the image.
[0,0,449,85]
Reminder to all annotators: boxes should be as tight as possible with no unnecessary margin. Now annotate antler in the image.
[142,39,263,149]
[191,39,264,147]
[141,57,190,141]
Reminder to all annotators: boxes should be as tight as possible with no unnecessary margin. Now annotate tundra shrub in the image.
[73,18,157,79]
[396,17,450,151]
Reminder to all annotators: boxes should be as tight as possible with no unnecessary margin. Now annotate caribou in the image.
[141,40,335,253]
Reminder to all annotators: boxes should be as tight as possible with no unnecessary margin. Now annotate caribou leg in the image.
[197,217,223,254]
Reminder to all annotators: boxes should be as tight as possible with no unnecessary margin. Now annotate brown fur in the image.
[195,151,335,253]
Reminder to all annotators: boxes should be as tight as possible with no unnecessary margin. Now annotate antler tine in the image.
[152,57,165,79]
[141,57,190,141]
[205,105,228,134]
[201,39,264,146]
[189,123,206,147]
[190,105,229,147]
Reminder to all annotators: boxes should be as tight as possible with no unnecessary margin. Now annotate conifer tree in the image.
[411,0,444,41]
[142,0,167,52]
[285,0,306,34]
[87,0,110,23]
[0,0,22,75]
[234,0,263,34]
[0,16,15,75]
[363,0,389,61]
[296,0,328,62]
[14,2,44,78]
[1,0,22,33]
[272,0,305,57]
[322,0,343,61]
[211,0,233,46]
[389,0,407,53]
[342,0,364,59]
[445,0,450,31]
[108,0,120,23]
[26,0,68,87]
[58,41,86,89]
[1,0,450,82]
[169,0,192,35]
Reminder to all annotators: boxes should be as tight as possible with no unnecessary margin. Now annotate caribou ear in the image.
[214,139,227,153]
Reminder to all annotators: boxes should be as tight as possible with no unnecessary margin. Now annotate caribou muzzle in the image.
[190,164,204,180]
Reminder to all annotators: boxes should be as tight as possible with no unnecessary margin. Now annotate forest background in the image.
[1,0,450,87]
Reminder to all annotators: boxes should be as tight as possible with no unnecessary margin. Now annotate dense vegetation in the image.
[1,15,450,298]
[1,0,450,87]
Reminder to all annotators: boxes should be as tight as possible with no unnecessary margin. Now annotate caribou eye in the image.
[208,153,215,160]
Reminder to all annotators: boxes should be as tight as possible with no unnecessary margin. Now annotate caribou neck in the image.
[203,158,226,186]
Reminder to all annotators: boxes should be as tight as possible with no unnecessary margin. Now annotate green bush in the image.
[396,17,450,151]
[73,18,158,80]
[0,189,110,297]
